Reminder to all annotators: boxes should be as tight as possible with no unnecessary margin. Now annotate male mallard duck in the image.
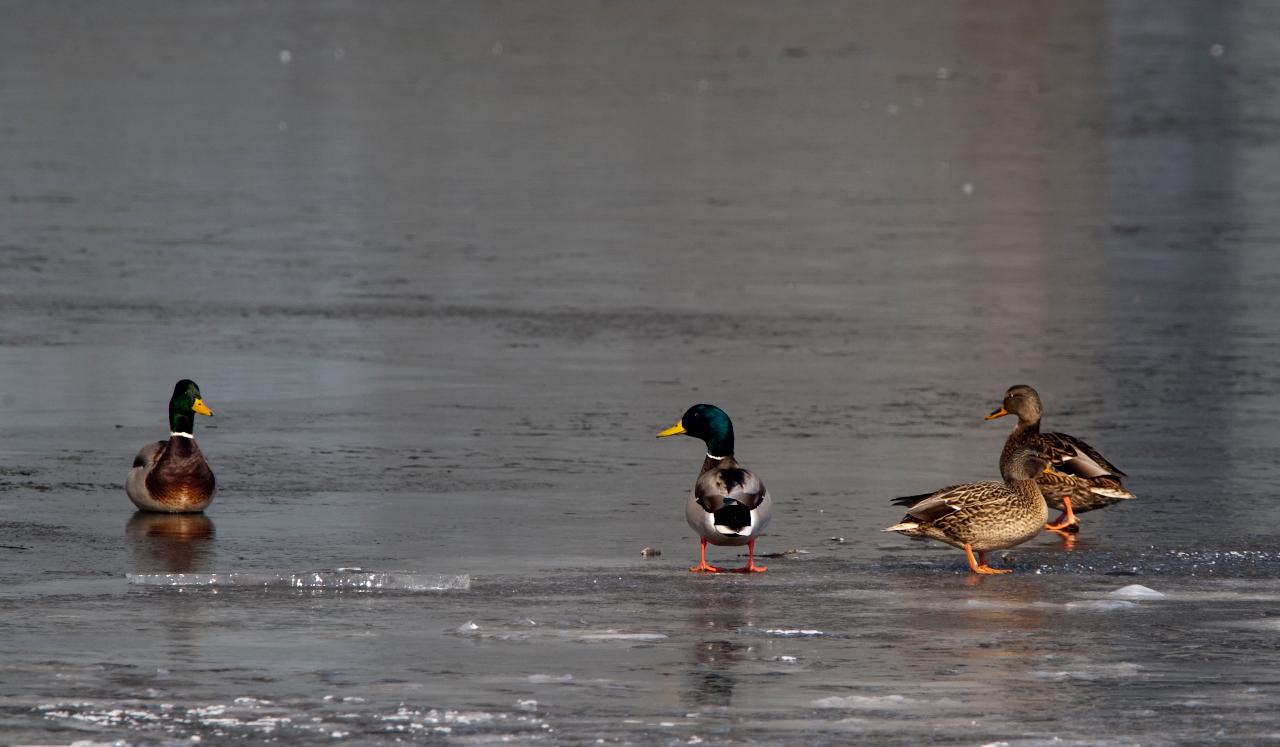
[986,385,1134,533]
[657,404,772,573]
[884,447,1052,574]
[126,380,216,513]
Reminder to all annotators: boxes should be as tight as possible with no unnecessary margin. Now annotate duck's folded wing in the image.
[1044,432,1127,478]
[694,466,767,512]
[131,441,165,469]
[893,481,1007,523]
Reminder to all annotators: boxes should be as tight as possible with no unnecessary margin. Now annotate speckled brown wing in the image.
[1037,467,1132,513]
[1040,431,1127,478]
[893,480,1010,524]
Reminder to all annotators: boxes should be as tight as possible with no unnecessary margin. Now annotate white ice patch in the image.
[127,571,470,592]
[39,699,549,741]
[1032,662,1142,681]
[763,628,824,637]
[1108,584,1166,599]
[455,622,666,644]
[811,694,957,709]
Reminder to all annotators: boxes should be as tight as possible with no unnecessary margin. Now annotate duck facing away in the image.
[885,447,1052,574]
[657,404,772,573]
[986,385,1134,533]
[126,379,216,513]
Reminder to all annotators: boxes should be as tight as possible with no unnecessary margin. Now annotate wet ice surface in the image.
[8,567,1280,745]
[127,571,471,591]
[5,0,1280,744]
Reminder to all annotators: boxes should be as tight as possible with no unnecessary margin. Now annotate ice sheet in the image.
[126,571,471,591]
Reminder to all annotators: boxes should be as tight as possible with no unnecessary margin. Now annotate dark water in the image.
[3,1,1280,744]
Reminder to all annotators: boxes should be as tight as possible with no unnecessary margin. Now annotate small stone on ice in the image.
[1210,44,1225,57]
[457,620,480,632]
[1108,584,1165,599]
[640,546,660,558]
[279,49,292,64]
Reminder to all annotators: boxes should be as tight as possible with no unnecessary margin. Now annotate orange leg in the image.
[689,538,722,573]
[729,538,768,574]
[963,543,1011,575]
[1045,496,1080,532]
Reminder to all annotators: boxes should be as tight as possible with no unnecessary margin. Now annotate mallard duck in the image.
[884,447,1052,574]
[986,385,1134,533]
[657,404,772,573]
[126,380,216,513]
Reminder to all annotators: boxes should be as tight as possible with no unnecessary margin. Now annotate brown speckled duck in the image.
[986,385,1134,534]
[126,380,216,513]
[884,447,1052,574]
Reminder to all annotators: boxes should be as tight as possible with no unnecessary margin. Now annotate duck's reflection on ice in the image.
[125,511,216,574]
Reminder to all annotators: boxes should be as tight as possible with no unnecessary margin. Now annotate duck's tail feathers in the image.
[883,521,920,533]
[1090,485,1136,500]
[891,492,933,508]
[712,503,752,533]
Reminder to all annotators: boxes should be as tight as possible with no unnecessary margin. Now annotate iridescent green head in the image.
[168,379,213,434]
[656,403,734,457]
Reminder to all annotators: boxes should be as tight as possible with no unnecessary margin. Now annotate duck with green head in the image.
[126,379,216,513]
[987,385,1134,535]
[657,404,772,573]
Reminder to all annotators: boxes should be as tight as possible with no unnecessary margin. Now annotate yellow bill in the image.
[192,398,214,416]
[985,406,1009,421]
[656,421,685,438]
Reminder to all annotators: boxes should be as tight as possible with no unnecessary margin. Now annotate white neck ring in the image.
[170,431,194,439]
[706,453,726,460]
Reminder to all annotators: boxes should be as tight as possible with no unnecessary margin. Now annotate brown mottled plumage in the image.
[885,447,1051,574]
[987,385,1134,531]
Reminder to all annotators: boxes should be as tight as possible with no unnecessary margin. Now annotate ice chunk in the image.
[126,571,470,591]
[762,629,823,637]
[811,694,911,709]
[1108,584,1166,599]
[455,623,666,643]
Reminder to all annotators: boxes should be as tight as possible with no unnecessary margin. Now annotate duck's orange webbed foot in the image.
[690,538,722,573]
[973,564,1013,575]
[729,538,768,573]
[964,544,1013,575]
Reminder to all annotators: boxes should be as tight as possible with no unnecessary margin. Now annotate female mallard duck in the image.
[126,380,216,513]
[657,404,772,573]
[986,385,1134,533]
[884,447,1052,574]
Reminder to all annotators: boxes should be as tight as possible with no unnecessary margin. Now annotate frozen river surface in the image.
[3,1,1280,744]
